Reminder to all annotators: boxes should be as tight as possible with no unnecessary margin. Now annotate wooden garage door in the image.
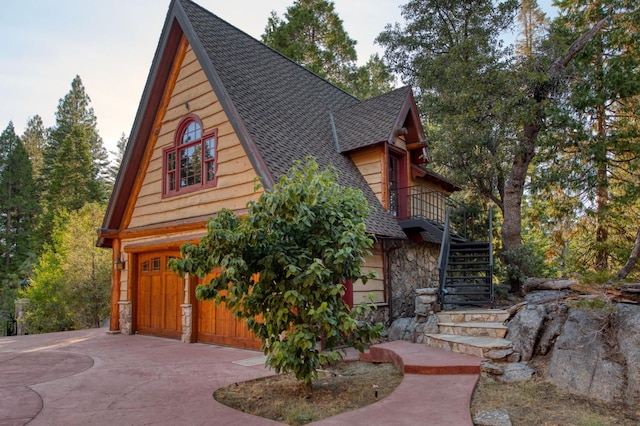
[137,252,182,340]
[194,278,261,349]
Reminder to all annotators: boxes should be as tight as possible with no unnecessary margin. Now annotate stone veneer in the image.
[389,240,440,320]
[118,301,132,335]
[181,304,192,343]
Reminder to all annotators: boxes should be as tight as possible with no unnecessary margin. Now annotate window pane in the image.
[182,121,202,144]
[168,171,176,191]
[206,160,215,182]
[167,151,176,171]
[180,145,202,187]
[205,137,216,159]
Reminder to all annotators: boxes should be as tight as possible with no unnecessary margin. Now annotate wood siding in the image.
[353,242,385,305]
[350,147,384,206]
[128,43,262,229]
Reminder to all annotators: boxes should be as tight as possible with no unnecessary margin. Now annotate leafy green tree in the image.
[21,203,111,332]
[262,0,394,98]
[21,115,47,179]
[170,158,383,389]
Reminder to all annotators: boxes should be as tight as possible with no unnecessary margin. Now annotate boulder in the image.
[537,303,569,356]
[501,362,535,382]
[414,314,438,343]
[548,308,625,403]
[617,303,640,406]
[387,317,416,342]
[474,409,513,426]
[481,361,504,376]
[506,304,547,361]
[524,290,569,305]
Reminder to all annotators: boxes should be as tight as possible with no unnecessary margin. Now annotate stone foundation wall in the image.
[389,241,440,320]
[118,301,132,335]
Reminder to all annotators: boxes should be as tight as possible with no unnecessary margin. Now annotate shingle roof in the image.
[333,86,412,153]
[178,0,406,238]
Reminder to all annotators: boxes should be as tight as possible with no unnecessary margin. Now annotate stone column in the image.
[118,301,132,335]
[414,288,439,343]
[14,298,29,336]
[181,304,193,343]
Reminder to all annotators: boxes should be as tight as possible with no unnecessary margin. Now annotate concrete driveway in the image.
[0,328,279,425]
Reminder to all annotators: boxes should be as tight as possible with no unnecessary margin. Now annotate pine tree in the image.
[262,0,394,98]
[21,115,47,179]
[43,75,109,201]
[0,122,19,173]
[0,137,38,318]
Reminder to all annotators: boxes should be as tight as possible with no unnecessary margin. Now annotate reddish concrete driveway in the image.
[0,328,278,425]
[1,329,477,425]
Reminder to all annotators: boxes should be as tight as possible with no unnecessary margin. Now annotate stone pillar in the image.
[181,304,193,343]
[118,301,132,335]
[14,298,29,336]
[413,288,439,343]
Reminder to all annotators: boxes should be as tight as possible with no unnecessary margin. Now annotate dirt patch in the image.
[471,375,640,425]
[214,361,402,425]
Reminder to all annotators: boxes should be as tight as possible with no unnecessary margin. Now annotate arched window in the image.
[163,115,217,196]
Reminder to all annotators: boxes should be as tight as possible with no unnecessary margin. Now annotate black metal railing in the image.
[438,208,452,297]
[391,185,492,242]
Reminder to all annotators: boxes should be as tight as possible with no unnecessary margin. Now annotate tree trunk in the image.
[616,227,640,280]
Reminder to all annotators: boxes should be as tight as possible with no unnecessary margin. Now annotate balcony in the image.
[390,185,488,243]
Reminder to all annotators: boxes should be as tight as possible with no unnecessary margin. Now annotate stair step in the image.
[436,309,509,323]
[448,261,489,266]
[425,334,512,358]
[438,322,507,338]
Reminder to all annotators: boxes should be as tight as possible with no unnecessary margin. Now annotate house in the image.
[97,0,469,348]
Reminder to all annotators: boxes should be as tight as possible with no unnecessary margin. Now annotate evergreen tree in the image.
[0,122,19,173]
[43,76,109,200]
[547,0,640,271]
[263,0,357,85]
[21,115,47,179]
[0,136,38,320]
[46,126,101,214]
[107,133,128,194]
[262,0,394,98]
[516,0,549,57]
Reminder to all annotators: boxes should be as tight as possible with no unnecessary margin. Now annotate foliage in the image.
[262,0,394,98]
[21,203,111,333]
[170,158,383,388]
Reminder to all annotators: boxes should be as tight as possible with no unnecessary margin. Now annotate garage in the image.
[135,251,260,348]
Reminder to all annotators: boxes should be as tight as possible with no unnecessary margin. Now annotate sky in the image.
[0,0,556,154]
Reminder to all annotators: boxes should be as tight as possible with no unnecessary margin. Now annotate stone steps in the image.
[438,322,507,338]
[423,309,517,361]
[425,334,512,359]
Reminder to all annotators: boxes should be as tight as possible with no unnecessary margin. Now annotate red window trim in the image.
[162,115,218,198]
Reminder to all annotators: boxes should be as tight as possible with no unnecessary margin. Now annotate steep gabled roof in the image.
[100,0,409,245]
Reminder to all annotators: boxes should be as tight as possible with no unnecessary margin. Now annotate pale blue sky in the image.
[0,0,556,153]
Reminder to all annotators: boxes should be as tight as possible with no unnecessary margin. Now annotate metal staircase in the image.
[439,207,494,309]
